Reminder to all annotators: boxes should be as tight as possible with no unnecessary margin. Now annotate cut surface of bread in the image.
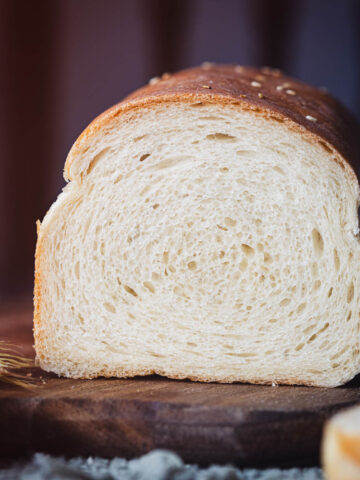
[34,65,360,386]
[323,405,360,480]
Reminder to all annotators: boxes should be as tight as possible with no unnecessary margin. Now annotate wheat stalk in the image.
[0,341,35,388]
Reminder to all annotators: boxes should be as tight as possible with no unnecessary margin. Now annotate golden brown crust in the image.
[65,64,360,181]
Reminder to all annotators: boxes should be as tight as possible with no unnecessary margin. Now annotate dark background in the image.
[0,0,359,301]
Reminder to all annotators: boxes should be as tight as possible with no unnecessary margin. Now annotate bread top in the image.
[65,64,360,181]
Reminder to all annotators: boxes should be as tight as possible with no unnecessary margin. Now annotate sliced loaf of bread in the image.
[34,65,360,386]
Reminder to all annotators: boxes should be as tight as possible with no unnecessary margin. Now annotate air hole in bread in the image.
[241,244,254,256]
[140,153,151,162]
[162,251,169,264]
[347,282,354,303]
[328,287,333,298]
[347,310,352,321]
[217,224,228,231]
[123,285,138,297]
[264,252,272,263]
[236,178,247,185]
[236,150,256,157]
[312,229,324,257]
[187,261,197,270]
[280,298,290,307]
[224,217,236,227]
[143,281,155,293]
[295,343,304,351]
[308,333,317,343]
[174,286,189,299]
[74,261,80,280]
[330,346,349,361]
[303,324,316,335]
[133,134,147,142]
[239,259,248,271]
[334,248,340,271]
[206,133,237,141]
[140,186,150,197]
[86,147,110,175]
[104,302,116,314]
[151,157,187,170]
[273,166,285,175]
[314,280,322,291]
[220,167,229,173]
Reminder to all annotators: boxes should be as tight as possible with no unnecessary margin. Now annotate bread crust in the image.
[65,64,359,181]
[33,367,336,387]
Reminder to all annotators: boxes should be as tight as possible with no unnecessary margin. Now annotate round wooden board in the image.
[1,304,360,467]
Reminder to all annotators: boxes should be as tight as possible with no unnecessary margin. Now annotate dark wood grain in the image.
[1,304,360,466]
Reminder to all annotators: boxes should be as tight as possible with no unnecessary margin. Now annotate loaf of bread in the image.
[323,405,360,480]
[34,64,360,386]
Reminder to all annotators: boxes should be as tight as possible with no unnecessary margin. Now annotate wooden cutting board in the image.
[1,302,360,467]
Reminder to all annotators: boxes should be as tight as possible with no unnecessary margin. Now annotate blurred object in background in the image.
[0,0,359,301]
